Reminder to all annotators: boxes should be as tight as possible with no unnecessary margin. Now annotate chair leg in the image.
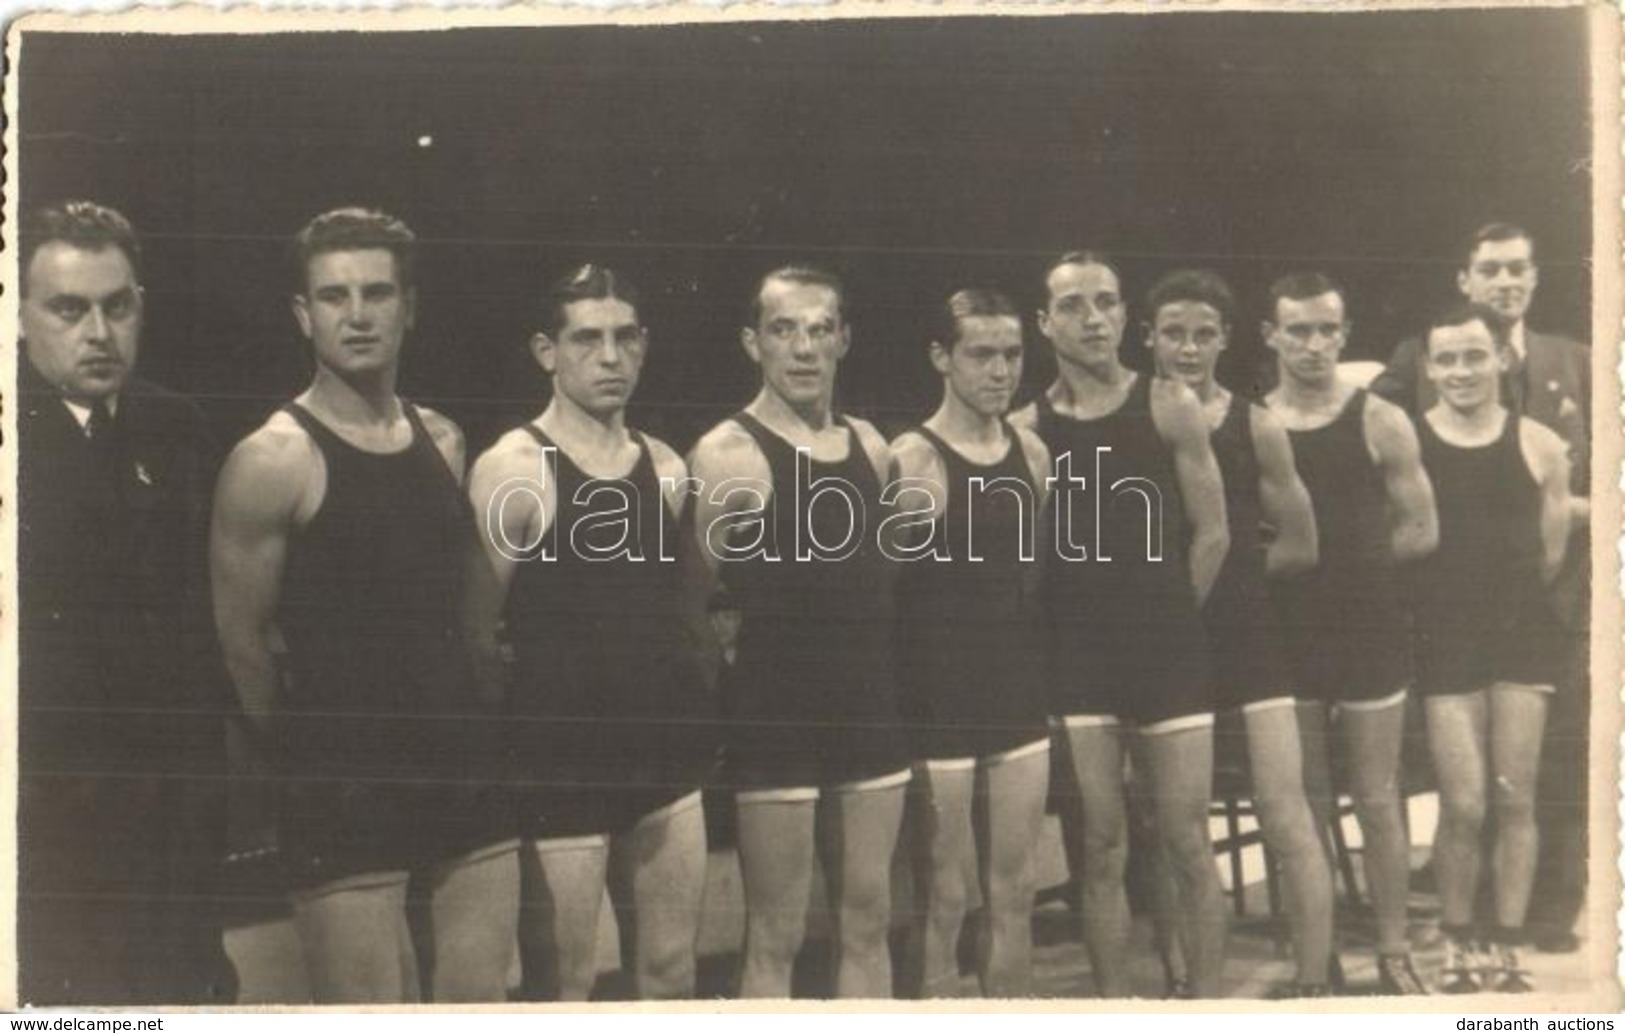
[1225,800,1245,918]
[1329,801,1362,908]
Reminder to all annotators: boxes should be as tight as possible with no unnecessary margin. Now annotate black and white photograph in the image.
[3,0,1619,1011]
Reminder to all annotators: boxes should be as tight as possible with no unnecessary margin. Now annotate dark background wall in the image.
[18,10,1593,454]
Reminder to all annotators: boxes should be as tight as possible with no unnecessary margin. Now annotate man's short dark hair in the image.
[1424,300,1504,353]
[1463,222,1536,270]
[292,207,416,292]
[746,265,846,328]
[19,201,142,294]
[537,264,643,339]
[935,288,1020,351]
[1266,271,1347,322]
[1145,269,1235,329]
[1040,250,1124,304]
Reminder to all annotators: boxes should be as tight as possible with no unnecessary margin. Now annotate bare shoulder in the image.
[217,412,318,516]
[890,429,944,482]
[1006,401,1039,432]
[226,412,316,483]
[1518,416,1568,477]
[414,404,466,456]
[641,433,690,484]
[845,415,893,473]
[1012,424,1051,478]
[1150,377,1205,439]
[689,417,767,481]
[469,426,546,488]
[1361,391,1414,440]
[1247,402,1290,449]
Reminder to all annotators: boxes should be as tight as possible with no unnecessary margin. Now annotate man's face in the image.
[20,242,143,403]
[932,314,1023,419]
[1458,236,1538,326]
[1425,317,1506,414]
[1149,300,1227,392]
[1038,262,1126,372]
[742,278,849,410]
[1265,291,1348,389]
[536,296,646,418]
[293,248,414,378]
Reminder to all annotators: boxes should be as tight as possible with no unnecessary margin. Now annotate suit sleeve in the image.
[1370,336,1422,415]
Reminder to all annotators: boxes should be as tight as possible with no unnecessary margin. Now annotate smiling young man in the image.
[892,288,1052,998]
[1141,269,1334,998]
[1372,222,1592,954]
[685,265,909,998]
[211,208,517,1002]
[1262,272,1439,995]
[1408,302,1570,994]
[1009,251,1231,998]
[464,265,710,1001]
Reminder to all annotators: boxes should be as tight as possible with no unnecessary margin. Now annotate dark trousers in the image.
[19,775,236,1006]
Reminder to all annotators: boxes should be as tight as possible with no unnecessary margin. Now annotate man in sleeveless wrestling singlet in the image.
[1141,269,1334,998]
[464,265,709,1000]
[1008,252,1231,998]
[1409,303,1570,994]
[685,266,910,998]
[211,208,518,1002]
[891,288,1053,997]
[1261,272,1439,995]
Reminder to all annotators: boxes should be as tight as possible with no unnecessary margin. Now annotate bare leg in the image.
[1339,696,1411,956]
[291,876,415,1003]
[903,765,975,998]
[973,747,1049,996]
[818,783,907,999]
[1245,704,1334,986]
[1059,722,1131,997]
[1487,686,1549,930]
[426,843,520,1002]
[607,795,709,999]
[1295,701,1338,874]
[1425,692,1488,930]
[518,838,609,1001]
[1139,725,1228,998]
[735,796,816,998]
[1130,780,1185,991]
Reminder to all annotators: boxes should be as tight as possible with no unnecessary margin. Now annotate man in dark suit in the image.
[1372,222,1591,953]
[17,201,234,1004]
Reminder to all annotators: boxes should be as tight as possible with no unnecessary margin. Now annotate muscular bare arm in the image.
[889,431,948,552]
[1364,394,1439,563]
[1249,405,1319,578]
[1153,380,1230,605]
[1521,418,1573,584]
[683,422,771,690]
[463,430,551,708]
[210,422,315,736]
[418,405,468,483]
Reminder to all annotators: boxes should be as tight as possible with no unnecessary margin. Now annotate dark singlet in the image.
[895,424,1048,760]
[721,411,906,790]
[275,401,483,885]
[1035,374,1210,723]
[1205,394,1291,709]
[1274,388,1409,702]
[1413,411,1558,694]
[505,426,706,837]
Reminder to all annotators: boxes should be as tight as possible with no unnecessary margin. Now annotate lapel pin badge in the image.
[135,462,154,486]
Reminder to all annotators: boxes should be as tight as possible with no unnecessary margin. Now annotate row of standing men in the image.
[16,203,1590,1004]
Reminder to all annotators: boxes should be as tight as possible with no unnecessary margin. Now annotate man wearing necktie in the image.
[16,201,233,1004]
[1372,222,1591,954]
